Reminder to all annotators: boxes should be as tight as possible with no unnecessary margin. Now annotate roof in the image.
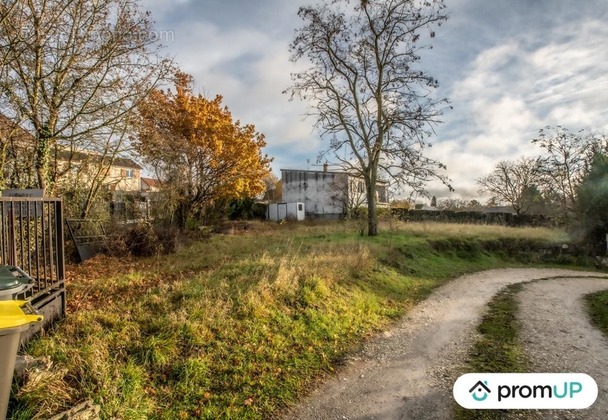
[110,156,142,169]
[141,177,161,188]
[281,168,348,175]
[281,168,388,184]
[0,115,35,146]
[0,114,142,169]
[57,149,142,169]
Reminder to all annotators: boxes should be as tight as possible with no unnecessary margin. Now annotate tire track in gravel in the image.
[518,277,608,420]
[282,269,607,420]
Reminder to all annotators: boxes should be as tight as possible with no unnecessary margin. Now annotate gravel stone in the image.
[518,277,608,420]
[281,269,607,420]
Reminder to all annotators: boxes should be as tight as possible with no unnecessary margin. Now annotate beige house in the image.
[0,115,38,188]
[57,149,142,194]
[0,115,143,194]
[105,157,142,193]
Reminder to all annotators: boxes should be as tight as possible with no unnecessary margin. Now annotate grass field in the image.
[10,220,573,419]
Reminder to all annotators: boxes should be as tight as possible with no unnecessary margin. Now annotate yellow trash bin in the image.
[0,301,43,420]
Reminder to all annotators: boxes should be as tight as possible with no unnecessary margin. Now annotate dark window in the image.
[298,204,303,211]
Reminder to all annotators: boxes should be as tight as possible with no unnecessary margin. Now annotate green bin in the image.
[0,301,43,420]
[0,266,34,301]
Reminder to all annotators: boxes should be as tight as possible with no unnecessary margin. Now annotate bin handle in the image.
[11,266,34,284]
[19,301,43,323]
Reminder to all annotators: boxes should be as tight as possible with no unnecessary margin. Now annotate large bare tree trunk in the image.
[366,166,378,236]
[366,182,378,236]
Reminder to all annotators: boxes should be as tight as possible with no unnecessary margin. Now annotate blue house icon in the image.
[469,380,491,401]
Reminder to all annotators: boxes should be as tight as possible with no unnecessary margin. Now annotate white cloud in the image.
[547,102,599,128]
[141,0,608,198]
[433,16,608,199]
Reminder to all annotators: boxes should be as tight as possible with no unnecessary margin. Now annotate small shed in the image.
[267,202,305,221]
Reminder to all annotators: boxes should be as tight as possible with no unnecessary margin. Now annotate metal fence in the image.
[0,198,66,338]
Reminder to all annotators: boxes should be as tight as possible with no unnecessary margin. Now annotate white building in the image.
[281,167,388,219]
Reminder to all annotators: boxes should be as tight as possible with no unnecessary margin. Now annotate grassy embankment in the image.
[586,289,608,336]
[10,221,571,419]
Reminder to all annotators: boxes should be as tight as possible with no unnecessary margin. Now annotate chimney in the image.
[323,162,328,173]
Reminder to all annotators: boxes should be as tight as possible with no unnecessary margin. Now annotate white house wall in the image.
[282,170,347,217]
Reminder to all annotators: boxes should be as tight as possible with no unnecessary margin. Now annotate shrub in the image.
[227,197,267,220]
[573,153,608,255]
[106,223,180,257]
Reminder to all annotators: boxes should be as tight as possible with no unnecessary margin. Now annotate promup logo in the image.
[469,380,491,402]
[454,373,597,410]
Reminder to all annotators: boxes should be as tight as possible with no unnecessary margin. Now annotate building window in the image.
[298,204,303,211]
[121,169,135,178]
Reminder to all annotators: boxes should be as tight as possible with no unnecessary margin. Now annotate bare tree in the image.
[0,0,173,195]
[437,197,469,211]
[0,114,37,189]
[286,0,452,236]
[477,158,540,216]
[533,126,608,221]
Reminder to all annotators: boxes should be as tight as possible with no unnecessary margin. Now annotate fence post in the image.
[55,199,66,314]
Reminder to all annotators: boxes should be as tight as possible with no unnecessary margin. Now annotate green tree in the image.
[286,0,452,236]
[575,153,608,254]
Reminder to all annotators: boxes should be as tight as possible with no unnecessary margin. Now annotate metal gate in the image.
[0,198,66,338]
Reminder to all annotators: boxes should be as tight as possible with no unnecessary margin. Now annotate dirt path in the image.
[282,269,608,420]
[519,277,608,419]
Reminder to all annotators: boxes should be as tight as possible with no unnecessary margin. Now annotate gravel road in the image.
[282,269,608,420]
[519,277,608,419]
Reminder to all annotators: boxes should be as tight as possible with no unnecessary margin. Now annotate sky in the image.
[140,0,608,202]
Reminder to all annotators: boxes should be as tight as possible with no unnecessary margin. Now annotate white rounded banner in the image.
[454,373,598,410]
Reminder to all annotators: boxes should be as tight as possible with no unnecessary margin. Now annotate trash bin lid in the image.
[0,300,43,330]
[0,266,32,291]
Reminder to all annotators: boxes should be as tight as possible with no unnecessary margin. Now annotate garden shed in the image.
[267,202,305,221]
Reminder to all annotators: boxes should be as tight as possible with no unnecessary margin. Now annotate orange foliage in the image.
[137,71,272,226]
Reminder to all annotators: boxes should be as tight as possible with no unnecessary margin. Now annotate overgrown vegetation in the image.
[574,153,608,254]
[454,283,530,420]
[586,289,608,337]
[478,126,608,253]
[11,221,571,419]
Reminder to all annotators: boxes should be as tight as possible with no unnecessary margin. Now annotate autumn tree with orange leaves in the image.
[137,72,272,229]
